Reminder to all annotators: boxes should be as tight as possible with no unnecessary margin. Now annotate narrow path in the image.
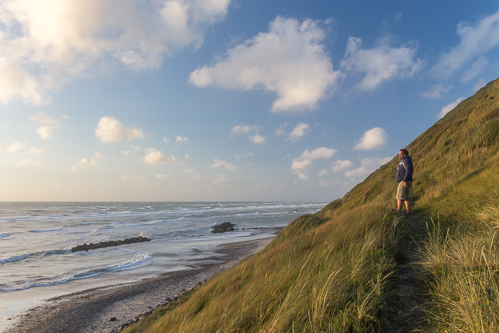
[386,213,432,333]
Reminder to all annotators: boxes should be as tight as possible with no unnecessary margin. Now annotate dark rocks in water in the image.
[71,236,151,252]
[211,222,235,233]
[110,317,117,322]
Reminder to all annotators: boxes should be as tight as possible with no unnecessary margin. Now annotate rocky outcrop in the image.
[71,236,151,252]
[211,222,235,233]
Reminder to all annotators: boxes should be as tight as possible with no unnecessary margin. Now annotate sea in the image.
[0,201,325,327]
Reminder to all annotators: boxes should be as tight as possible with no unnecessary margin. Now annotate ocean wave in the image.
[0,251,152,292]
[29,227,65,233]
[0,233,10,239]
[0,249,71,264]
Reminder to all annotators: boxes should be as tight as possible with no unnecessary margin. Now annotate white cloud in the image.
[213,174,228,184]
[7,141,27,153]
[71,157,97,172]
[249,134,266,144]
[27,146,46,155]
[209,159,236,170]
[431,9,499,77]
[318,169,328,176]
[121,176,129,181]
[235,152,253,159]
[332,159,353,172]
[155,173,168,180]
[17,158,40,167]
[94,152,106,158]
[184,168,194,173]
[95,116,145,142]
[176,136,189,143]
[77,158,97,167]
[344,157,392,178]
[142,148,175,165]
[353,127,387,150]
[36,126,55,139]
[341,36,421,91]
[421,84,452,99]
[462,56,488,82]
[162,137,171,143]
[230,125,252,136]
[292,147,336,171]
[190,174,202,181]
[439,97,464,119]
[288,122,309,142]
[122,151,130,157]
[28,112,59,124]
[0,0,231,104]
[298,173,309,180]
[275,122,288,137]
[190,16,341,112]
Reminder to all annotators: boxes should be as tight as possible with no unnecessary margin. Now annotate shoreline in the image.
[5,230,280,333]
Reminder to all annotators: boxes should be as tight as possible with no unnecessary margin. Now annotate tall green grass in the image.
[124,78,499,332]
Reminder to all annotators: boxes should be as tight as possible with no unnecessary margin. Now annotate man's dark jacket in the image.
[395,156,413,182]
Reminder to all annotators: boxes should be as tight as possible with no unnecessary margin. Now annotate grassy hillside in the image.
[124,78,499,332]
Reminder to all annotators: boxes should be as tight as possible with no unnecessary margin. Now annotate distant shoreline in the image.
[5,228,282,333]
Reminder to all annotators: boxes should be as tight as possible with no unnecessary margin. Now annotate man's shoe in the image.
[396,209,402,215]
[405,211,411,216]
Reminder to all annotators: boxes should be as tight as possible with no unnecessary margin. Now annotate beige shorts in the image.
[396,181,412,201]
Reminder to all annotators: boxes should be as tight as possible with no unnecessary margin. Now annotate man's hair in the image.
[400,149,409,156]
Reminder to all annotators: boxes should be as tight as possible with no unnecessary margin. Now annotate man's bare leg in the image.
[397,199,403,212]
[405,200,411,214]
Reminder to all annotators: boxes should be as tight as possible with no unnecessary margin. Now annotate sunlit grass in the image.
[123,79,499,332]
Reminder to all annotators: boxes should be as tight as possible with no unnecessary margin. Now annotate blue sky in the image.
[0,0,498,201]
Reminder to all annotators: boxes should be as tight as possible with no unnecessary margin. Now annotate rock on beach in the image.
[211,222,235,233]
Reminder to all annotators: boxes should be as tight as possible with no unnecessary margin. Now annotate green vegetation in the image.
[124,78,499,332]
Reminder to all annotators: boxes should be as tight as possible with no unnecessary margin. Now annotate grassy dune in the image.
[125,78,499,332]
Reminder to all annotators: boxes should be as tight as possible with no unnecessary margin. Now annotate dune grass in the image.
[123,78,499,332]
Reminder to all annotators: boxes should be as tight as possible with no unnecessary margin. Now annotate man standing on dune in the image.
[396,148,413,216]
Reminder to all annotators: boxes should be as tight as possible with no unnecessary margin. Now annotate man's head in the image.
[398,149,408,159]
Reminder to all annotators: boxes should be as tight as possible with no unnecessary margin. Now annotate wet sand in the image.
[5,233,278,333]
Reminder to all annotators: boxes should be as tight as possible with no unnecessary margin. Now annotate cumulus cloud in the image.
[353,127,387,150]
[71,157,97,172]
[176,136,189,143]
[209,159,236,170]
[341,36,421,90]
[78,158,98,167]
[95,116,145,142]
[462,56,488,82]
[29,112,64,139]
[27,146,46,154]
[190,16,341,112]
[298,173,309,180]
[291,147,336,171]
[0,0,231,104]
[142,148,175,165]
[439,97,464,119]
[421,84,452,99]
[121,176,129,181]
[332,159,353,172]
[213,174,228,184]
[17,158,40,167]
[155,173,168,180]
[230,125,252,136]
[162,137,171,143]
[94,152,106,158]
[318,169,328,176]
[28,112,59,124]
[235,152,253,160]
[6,141,27,153]
[431,9,499,77]
[230,124,265,144]
[288,122,310,142]
[344,157,392,178]
[249,134,266,144]
[36,126,56,139]
[184,167,194,173]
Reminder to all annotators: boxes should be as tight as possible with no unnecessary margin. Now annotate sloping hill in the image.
[124,78,499,332]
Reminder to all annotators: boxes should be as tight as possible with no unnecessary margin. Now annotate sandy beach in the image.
[5,234,278,333]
